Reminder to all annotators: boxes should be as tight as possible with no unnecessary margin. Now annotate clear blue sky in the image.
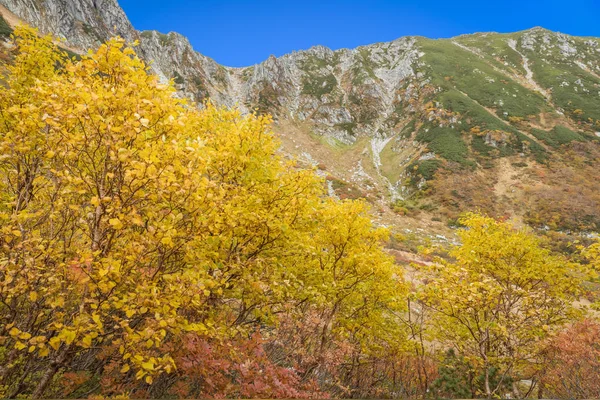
[119,0,600,67]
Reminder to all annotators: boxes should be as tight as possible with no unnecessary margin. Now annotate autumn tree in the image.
[539,319,600,399]
[0,25,220,397]
[0,26,409,398]
[584,240,600,277]
[272,200,408,397]
[417,214,583,399]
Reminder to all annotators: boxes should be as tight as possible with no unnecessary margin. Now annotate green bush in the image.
[400,119,416,139]
[530,58,600,123]
[416,126,470,165]
[0,14,12,38]
[335,122,357,135]
[431,349,513,399]
[531,125,587,148]
[471,135,493,156]
[408,159,443,186]
[390,198,419,215]
[419,39,547,119]
[173,70,185,85]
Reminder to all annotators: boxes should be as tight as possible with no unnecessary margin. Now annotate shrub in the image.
[0,14,12,38]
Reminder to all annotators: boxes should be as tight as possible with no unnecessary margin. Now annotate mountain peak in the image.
[1,0,599,235]
[526,26,550,32]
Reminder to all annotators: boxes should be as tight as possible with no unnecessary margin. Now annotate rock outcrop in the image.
[2,0,600,208]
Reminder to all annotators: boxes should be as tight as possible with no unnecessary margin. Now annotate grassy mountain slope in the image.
[281,29,600,238]
[0,0,598,243]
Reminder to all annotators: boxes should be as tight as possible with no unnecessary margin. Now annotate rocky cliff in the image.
[1,0,599,235]
[0,0,136,47]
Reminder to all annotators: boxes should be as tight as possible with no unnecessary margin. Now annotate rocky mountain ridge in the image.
[1,0,599,236]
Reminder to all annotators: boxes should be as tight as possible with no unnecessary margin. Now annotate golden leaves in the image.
[61,330,77,345]
[14,341,26,350]
[141,361,154,371]
[38,346,49,357]
[108,218,124,230]
[49,337,61,351]
[416,213,584,382]
[0,25,408,392]
[81,335,93,349]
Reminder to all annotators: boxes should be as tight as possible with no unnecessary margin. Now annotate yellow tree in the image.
[417,214,583,399]
[0,26,409,398]
[0,25,218,396]
[276,199,408,396]
[584,241,600,274]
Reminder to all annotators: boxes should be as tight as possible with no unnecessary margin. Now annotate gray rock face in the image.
[231,37,421,142]
[135,30,231,105]
[0,0,423,140]
[4,0,600,205]
[1,0,137,48]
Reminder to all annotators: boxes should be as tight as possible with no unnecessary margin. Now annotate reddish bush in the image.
[169,333,323,399]
[540,319,600,399]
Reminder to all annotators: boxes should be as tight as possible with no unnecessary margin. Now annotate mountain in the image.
[1,0,599,240]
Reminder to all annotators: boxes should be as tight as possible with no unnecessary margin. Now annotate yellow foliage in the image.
[416,213,584,397]
[469,126,482,135]
[508,116,524,123]
[0,25,407,396]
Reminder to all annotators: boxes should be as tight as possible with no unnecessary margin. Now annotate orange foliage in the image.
[429,166,506,220]
[540,319,600,399]
[524,143,600,232]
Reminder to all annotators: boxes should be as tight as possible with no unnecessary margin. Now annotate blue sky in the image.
[119,0,600,67]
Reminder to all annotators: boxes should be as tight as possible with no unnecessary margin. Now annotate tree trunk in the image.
[31,363,59,399]
[31,345,70,398]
